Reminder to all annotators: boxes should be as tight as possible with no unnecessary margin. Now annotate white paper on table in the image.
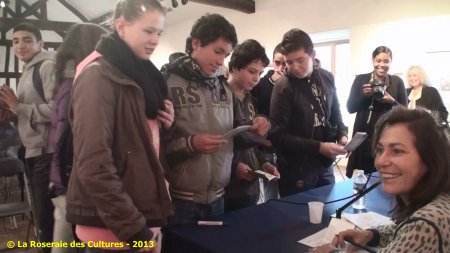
[298,228,329,248]
[298,218,355,247]
[325,218,356,239]
[342,211,394,230]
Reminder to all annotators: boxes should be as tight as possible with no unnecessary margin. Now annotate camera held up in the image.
[370,79,385,99]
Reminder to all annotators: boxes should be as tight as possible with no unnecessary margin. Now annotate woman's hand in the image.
[362,83,373,97]
[309,244,337,253]
[331,229,374,252]
[378,92,396,104]
[157,99,174,129]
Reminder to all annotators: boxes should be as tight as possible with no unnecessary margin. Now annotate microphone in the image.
[335,180,381,219]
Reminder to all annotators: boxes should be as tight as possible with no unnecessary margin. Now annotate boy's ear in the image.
[37,40,44,49]
[192,39,201,51]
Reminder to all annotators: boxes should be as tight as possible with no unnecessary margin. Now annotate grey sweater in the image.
[16,50,56,158]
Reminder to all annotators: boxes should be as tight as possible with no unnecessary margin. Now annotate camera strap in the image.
[366,73,391,124]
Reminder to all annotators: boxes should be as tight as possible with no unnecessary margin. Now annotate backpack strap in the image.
[32,61,46,102]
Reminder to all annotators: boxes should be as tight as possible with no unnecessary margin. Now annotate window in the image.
[314,40,355,135]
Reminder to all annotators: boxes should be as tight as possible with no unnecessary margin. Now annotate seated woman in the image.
[314,106,450,253]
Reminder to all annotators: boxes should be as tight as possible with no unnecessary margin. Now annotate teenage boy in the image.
[269,29,348,197]
[163,14,270,225]
[225,39,280,211]
[250,42,285,117]
[0,22,55,250]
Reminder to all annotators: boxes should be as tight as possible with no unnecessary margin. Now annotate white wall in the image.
[154,0,450,68]
[153,0,450,129]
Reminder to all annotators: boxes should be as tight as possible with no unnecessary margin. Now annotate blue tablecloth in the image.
[163,178,393,253]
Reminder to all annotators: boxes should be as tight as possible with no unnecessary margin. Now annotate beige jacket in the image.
[16,50,56,158]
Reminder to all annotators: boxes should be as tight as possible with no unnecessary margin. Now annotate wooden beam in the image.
[0,38,12,46]
[19,0,46,19]
[58,0,89,22]
[189,0,255,14]
[40,0,47,20]
[0,72,21,79]
[2,5,15,17]
[4,43,11,74]
[0,18,76,33]
[90,12,111,25]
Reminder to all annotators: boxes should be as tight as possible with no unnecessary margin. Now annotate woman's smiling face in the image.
[374,123,428,200]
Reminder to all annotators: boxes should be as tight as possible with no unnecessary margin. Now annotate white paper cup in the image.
[308,201,324,224]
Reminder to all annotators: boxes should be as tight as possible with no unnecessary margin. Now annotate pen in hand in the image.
[343,238,376,253]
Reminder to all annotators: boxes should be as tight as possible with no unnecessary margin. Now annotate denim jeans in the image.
[168,197,224,226]
[26,153,54,253]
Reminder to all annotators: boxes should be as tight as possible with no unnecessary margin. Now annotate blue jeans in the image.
[26,153,54,253]
[168,197,224,226]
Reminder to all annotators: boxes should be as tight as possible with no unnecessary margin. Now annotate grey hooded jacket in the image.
[16,50,56,158]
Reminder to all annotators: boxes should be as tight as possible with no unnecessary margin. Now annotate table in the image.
[163,177,393,253]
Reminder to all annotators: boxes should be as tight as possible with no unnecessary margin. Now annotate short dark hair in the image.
[273,42,283,59]
[372,45,392,59]
[228,39,270,72]
[13,22,42,41]
[280,29,313,55]
[372,106,450,223]
[185,13,237,55]
[168,52,186,63]
[111,0,165,29]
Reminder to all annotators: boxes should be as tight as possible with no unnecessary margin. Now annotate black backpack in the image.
[57,126,73,187]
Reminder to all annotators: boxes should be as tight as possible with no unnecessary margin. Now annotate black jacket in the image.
[346,73,407,177]
[407,86,448,125]
[225,92,266,201]
[251,70,275,117]
[269,68,347,179]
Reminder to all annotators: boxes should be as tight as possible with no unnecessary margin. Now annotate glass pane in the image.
[335,42,355,135]
[314,45,332,72]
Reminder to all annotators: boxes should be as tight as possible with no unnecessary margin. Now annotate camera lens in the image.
[371,80,385,99]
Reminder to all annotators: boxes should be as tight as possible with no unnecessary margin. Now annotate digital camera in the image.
[370,79,386,99]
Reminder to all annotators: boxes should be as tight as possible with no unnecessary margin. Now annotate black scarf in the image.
[163,55,222,90]
[96,32,167,119]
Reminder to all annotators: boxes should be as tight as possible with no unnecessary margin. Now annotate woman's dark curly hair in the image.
[372,106,450,223]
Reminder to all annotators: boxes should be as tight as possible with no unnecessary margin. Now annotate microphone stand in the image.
[335,181,381,219]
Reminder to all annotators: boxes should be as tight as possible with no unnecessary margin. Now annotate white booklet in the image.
[252,170,278,181]
[223,125,252,139]
[344,132,368,152]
